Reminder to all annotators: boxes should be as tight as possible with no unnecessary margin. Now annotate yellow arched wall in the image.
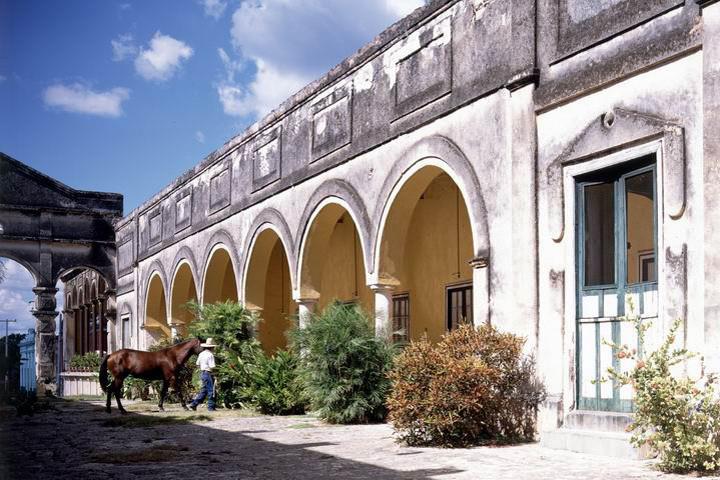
[318,212,373,313]
[259,241,295,353]
[203,247,238,304]
[170,262,198,337]
[381,172,473,342]
[146,274,171,341]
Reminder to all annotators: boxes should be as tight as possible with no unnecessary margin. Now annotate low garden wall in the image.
[61,371,102,397]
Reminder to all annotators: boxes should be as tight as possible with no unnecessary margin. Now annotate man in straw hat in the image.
[189,338,217,411]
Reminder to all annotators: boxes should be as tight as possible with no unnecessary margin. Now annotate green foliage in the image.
[290,302,396,424]
[0,333,25,392]
[387,324,545,447]
[69,351,102,370]
[605,312,720,474]
[187,301,262,409]
[244,349,307,415]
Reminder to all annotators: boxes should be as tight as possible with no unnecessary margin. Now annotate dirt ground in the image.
[0,398,688,479]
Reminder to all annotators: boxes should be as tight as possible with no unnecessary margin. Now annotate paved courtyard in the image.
[0,399,688,479]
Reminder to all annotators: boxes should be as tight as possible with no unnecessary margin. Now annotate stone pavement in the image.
[0,399,688,479]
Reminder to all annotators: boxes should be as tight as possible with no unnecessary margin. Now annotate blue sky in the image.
[0,0,423,335]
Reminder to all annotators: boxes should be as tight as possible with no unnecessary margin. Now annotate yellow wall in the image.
[170,263,198,337]
[318,212,373,313]
[203,248,238,304]
[395,174,473,342]
[258,241,296,353]
[146,274,170,340]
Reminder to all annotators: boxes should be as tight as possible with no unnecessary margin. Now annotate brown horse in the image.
[99,338,202,414]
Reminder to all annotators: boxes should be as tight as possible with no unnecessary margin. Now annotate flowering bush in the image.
[387,324,545,447]
[605,315,720,474]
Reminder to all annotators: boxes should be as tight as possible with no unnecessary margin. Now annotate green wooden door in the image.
[576,158,658,412]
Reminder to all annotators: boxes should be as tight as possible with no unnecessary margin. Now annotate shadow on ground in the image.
[0,398,462,479]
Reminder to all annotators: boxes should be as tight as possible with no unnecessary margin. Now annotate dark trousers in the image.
[191,371,215,410]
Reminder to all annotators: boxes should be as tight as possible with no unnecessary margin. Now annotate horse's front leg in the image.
[158,380,168,412]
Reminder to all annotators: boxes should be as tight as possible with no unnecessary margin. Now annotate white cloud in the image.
[219,0,423,118]
[0,259,37,335]
[43,83,130,117]
[199,0,227,19]
[195,130,206,143]
[134,32,194,82]
[111,33,138,62]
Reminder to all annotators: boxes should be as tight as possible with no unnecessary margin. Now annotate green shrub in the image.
[605,315,720,473]
[387,324,545,447]
[290,302,395,424]
[70,352,102,370]
[187,301,262,409]
[244,349,307,415]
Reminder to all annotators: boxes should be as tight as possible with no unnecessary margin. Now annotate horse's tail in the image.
[99,354,110,392]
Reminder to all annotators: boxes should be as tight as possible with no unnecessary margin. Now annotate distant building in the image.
[19,329,35,392]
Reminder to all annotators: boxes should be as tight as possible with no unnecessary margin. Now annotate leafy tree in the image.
[0,333,26,393]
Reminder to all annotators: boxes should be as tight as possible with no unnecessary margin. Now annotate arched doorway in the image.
[244,228,295,353]
[145,273,170,342]
[202,246,238,304]
[169,261,198,338]
[298,201,372,317]
[376,167,473,342]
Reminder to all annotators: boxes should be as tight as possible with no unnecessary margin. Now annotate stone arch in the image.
[170,246,201,291]
[372,136,491,337]
[241,208,297,292]
[144,270,171,341]
[0,253,41,287]
[296,194,373,313]
[373,136,490,272]
[169,258,199,337]
[141,259,170,312]
[296,179,373,284]
[243,225,295,353]
[201,231,240,304]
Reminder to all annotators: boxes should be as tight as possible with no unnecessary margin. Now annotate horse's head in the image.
[190,338,203,355]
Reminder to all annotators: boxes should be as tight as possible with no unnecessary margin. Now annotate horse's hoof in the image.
[181,405,189,411]
[120,410,128,415]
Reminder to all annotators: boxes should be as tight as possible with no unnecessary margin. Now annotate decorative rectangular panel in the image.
[554,0,684,61]
[148,207,162,246]
[174,187,193,233]
[117,235,134,277]
[209,167,231,214]
[252,126,282,191]
[311,84,352,161]
[394,18,452,119]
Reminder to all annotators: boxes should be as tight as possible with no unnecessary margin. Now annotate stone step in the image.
[564,409,634,432]
[540,428,643,459]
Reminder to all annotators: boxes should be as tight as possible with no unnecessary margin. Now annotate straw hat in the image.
[200,338,218,348]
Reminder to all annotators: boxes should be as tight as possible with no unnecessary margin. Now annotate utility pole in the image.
[1,319,17,392]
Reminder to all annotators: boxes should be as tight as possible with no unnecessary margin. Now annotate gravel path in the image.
[0,399,687,479]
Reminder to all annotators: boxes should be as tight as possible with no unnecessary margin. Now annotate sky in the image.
[0,0,424,335]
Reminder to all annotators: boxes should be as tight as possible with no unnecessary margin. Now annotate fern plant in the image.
[290,301,396,423]
[244,349,307,415]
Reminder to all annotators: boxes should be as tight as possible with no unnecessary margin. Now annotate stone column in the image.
[91,300,99,352]
[370,284,394,341]
[469,256,490,326]
[62,309,74,369]
[700,0,720,373]
[104,289,117,353]
[73,308,81,355]
[296,298,318,329]
[32,286,58,395]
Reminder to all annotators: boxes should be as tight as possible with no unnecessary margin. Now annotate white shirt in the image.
[196,350,216,372]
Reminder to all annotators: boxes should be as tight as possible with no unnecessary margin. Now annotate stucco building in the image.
[2,0,719,458]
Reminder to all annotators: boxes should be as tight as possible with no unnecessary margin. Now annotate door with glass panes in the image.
[576,156,658,412]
